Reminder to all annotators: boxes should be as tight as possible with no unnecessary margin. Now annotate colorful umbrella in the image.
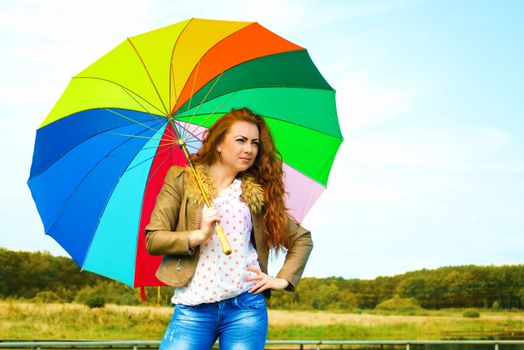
[28,18,343,288]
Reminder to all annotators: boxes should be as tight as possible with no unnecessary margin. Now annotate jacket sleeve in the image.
[145,166,195,256]
[275,218,313,291]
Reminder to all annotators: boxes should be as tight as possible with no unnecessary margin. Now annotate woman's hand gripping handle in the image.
[188,206,232,255]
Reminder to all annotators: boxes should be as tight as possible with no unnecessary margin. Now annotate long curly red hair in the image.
[192,107,289,250]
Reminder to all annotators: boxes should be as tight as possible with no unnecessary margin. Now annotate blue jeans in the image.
[159,291,268,350]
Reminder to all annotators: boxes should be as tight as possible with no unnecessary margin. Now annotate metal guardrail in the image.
[1,340,524,350]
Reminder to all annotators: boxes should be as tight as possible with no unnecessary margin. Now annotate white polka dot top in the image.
[172,178,261,306]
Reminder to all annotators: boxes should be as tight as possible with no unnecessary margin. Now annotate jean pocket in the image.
[236,291,266,309]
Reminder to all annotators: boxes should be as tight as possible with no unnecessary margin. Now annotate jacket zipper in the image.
[177,257,181,271]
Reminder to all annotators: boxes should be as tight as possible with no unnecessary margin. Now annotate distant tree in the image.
[0,248,108,300]
[2,248,524,310]
[375,295,422,312]
[462,309,480,318]
[32,290,63,303]
[74,282,138,306]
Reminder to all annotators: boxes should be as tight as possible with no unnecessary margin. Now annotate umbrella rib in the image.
[106,133,174,143]
[120,86,172,130]
[181,91,238,139]
[169,18,194,116]
[126,38,169,116]
[170,60,179,117]
[181,61,201,141]
[184,72,224,134]
[171,48,335,110]
[170,119,203,148]
[30,116,163,179]
[179,87,340,138]
[102,139,178,154]
[81,124,170,271]
[73,76,167,116]
[145,145,177,185]
[124,140,176,174]
[188,106,342,141]
[180,85,335,114]
[116,84,176,142]
[104,108,168,137]
[169,117,204,147]
[43,120,164,237]
[142,140,179,150]
[119,84,163,117]
[123,143,176,279]
[170,21,255,117]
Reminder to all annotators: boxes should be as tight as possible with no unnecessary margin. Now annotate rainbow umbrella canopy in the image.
[28,18,343,288]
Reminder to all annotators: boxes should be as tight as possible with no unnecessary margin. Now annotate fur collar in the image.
[184,164,265,214]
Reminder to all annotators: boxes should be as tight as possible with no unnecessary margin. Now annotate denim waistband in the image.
[176,290,265,309]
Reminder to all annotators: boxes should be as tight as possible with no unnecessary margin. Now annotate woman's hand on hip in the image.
[245,266,289,293]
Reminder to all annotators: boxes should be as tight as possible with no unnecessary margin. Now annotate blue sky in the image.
[1,0,522,280]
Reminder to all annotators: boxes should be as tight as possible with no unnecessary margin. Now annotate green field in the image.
[2,301,523,341]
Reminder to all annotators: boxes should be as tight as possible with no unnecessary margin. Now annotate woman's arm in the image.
[246,218,313,294]
[275,218,314,291]
[145,166,195,256]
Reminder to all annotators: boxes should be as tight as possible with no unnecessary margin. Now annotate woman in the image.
[145,107,313,350]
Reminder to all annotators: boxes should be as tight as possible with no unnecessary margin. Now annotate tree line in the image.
[1,248,523,310]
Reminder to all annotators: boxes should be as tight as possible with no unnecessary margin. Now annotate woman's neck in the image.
[207,162,238,190]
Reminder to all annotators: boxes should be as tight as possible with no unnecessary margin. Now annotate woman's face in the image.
[217,121,260,174]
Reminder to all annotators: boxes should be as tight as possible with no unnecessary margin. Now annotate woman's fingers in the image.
[200,207,221,238]
[245,266,272,293]
[249,276,271,294]
[247,266,262,274]
[203,207,220,222]
[245,266,263,282]
[245,266,290,292]
[245,273,263,282]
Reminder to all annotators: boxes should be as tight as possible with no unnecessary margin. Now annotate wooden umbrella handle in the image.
[214,223,232,255]
[170,122,233,256]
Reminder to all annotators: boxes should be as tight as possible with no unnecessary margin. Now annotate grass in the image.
[1,302,169,340]
[267,309,524,340]
[1,301,524,341]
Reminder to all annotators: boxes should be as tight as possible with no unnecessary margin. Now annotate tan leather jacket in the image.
[145,165,313,294]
